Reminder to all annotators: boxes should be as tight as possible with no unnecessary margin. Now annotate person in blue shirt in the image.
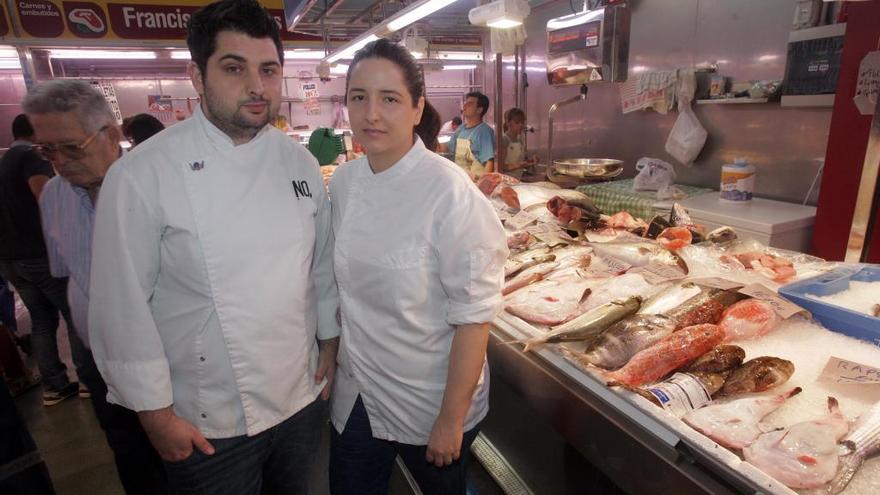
[447,92,495,178]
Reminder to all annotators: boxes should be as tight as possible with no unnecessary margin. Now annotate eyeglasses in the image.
[34,126,109,161]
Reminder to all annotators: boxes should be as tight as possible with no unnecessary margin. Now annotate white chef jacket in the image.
[329,137,508,444]
[88,106,339,438]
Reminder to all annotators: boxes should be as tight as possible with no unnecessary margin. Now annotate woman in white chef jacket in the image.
[328,39,508,495]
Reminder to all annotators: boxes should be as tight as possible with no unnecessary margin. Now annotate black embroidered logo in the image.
[292,180,312,199]
[190,161,204,171]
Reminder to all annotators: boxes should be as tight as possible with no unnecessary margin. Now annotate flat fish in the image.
[578,314,677,370]
[504,279,596,326]
[577,274,661,313]
[744,397,849,489]
[588,241,689,274]
[682,387,802,450]
[719,299,783,341]
[606,324,725,386]
[827,400,880,495]
[686,345,746,374]
[719,356,795,397]
[502,261,559,296]
[516,296,641,352]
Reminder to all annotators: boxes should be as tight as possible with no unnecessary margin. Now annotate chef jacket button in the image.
[199,356,206,362]
[201,413,207,419]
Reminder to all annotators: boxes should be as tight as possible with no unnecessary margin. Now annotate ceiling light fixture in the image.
[285,49,326,60]
[436,51,482,61]
[50,49,157,60]
[171,50,190,60]
[443,64,477,71]
[323,0,461,64]
[469,0,530,30]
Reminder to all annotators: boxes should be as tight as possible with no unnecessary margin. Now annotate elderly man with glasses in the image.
[23,80,167,495]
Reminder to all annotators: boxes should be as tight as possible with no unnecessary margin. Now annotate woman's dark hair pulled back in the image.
[346,38,440,148]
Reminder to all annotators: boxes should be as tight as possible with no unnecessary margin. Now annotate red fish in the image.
[606,324,725,386]
[719,299,782,341]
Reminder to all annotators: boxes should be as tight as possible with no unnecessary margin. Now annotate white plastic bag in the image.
[665,69,707,166]
[633,157,676,191]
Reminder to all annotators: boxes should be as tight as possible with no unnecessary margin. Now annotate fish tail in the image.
[500,337,544,353]
[825,453,864,495]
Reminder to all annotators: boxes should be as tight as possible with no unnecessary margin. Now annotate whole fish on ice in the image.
[686,345,746,374]
[663,287,743,330]
[605,324,726,386]
[503,261,559,295]
[588,241,689,274]
[719,356,795,397]
[515,296,641,352]
[637,281,702,316]
[743,397,849,489]
[826,400,880,495]
[504,279,598,326]
[577,314,677,370]
[682,387,802,449]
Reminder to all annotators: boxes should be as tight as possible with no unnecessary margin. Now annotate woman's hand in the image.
[425,414,464,467]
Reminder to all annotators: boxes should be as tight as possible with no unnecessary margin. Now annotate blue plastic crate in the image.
[778,265,880,346]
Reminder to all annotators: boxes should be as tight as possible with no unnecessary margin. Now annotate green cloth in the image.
[577,179,711,221]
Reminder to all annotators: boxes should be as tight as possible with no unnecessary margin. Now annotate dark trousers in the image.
[0,259,86,392]
[76,349,167,495]
[0,276,17,332]
[330,396,479,495]
[164,399,325,495]
[0,380,55,494]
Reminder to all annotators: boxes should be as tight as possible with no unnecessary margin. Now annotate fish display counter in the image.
[477,174,880,495]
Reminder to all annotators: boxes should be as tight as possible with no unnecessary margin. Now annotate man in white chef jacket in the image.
[88,1,339,493]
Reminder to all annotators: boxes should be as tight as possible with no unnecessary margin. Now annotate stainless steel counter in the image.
[486,318,769,494]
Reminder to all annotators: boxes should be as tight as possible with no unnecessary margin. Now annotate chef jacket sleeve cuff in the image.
[95,357,174,412]
[447,293,503,326]
[316,301,341,340]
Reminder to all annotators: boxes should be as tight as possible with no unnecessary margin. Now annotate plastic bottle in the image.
[720,158,756,203]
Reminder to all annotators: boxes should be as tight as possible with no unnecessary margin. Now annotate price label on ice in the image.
[526,223,573,247]
[629,264,687,284]
[688,277,745,291]
[738,283,808,319]
[506,210,538,230]
[647,373,712,417]
[819,357,880,385]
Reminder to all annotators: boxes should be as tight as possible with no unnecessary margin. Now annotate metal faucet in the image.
[548,84,588,167]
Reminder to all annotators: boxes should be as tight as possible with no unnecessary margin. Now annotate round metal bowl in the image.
[548,158,624,186]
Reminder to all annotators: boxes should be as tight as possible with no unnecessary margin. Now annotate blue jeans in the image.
[0,259,87,392]
[0,380,56,494]
[330,396,480,495]
[164,399,325,495]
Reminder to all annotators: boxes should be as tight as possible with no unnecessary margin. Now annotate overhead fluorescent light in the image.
[171,50,190,60]
[546,9,604,30]
[0,60,21,69]
[486,18,522,28]
[387,0,458,32]
[285,49,325,60]
[443,64,477,70]
[437,51,482,61]
[50,50,157,60]
[0,47,18,59]
[327,34,379,63]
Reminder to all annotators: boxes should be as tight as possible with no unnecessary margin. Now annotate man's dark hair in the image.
[186,0,284,77]
[466,91,490,119]
[451,116,462,126]
[11,114,34,139]
[125,113,166,146]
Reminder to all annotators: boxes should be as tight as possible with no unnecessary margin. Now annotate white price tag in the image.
[506,210,538,230]
[819,356,880,385]
[738,283,807,319]
[629,264,687,284]
[688,277,745,291]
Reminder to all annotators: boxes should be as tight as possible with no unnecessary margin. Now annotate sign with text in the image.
[738,283,808,319]
[819,356,880,385]
[10,1,321,41]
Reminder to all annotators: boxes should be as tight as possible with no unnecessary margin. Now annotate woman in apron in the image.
[328,39,508,495]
